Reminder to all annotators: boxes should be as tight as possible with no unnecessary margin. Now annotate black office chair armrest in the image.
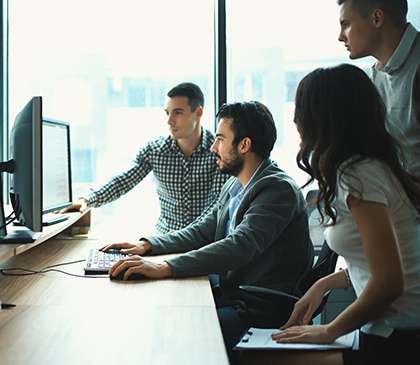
[237,285,333,324]
[234,285,298,327]
[238,285,300,301]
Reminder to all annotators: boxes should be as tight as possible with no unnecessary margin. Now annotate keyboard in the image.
[13,213,70,227]
[84,248,126,275]
[43,213,70,226]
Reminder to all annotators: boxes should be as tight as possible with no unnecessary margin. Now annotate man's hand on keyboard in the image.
[109,255,172,280]
[100,240,152,255]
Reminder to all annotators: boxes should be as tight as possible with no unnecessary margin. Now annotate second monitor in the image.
[42,118,73,225]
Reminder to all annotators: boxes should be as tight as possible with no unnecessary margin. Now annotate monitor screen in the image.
[42,118,72,213]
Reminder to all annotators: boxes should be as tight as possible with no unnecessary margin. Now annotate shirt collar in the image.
[168,127,208,153]
[200,128,215,151]
[377,23,418,75]
[228,159,266,198]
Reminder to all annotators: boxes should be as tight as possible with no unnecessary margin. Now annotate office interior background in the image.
[1,0,420,239]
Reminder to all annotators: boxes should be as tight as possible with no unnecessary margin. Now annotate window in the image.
[226,0,420,187]
[4,0,420,234]
[8,0,215,235]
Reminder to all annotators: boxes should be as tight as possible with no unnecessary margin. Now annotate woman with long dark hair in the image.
[269,64,420,365]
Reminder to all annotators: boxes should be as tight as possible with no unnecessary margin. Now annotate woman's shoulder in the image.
[338,157,388,178]
[337,157,401,203]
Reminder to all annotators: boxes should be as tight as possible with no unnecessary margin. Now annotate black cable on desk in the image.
[0,259,108,279]
[44,258,85,269]
[0,267,106,278]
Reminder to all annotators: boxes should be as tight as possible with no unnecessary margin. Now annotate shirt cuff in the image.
[140,235,167,255]
[84,191,97,207]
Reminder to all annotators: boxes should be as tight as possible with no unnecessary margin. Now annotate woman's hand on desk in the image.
[109,255,172,280]
[100,240,152,255]
[272,324,336,345]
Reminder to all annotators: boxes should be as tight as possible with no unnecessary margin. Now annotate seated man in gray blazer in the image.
[103,101,314,362]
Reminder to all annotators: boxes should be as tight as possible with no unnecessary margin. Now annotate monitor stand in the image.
[0,227,41,244]
[0,203,40,244]
[0,161,40,244]
[0,201,41,244]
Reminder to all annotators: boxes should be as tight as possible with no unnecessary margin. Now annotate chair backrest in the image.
[306,188,325,253]
[296,240,338,296]
[305,189,319,216]
[236,188,339,327]
[293,189,339,318]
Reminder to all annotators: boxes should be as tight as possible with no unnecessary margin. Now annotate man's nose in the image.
[210,141,217,153]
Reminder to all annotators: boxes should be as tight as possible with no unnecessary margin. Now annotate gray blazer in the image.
[145,159,314,295]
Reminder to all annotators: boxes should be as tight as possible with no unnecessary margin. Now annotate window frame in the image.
[1,0,9,201]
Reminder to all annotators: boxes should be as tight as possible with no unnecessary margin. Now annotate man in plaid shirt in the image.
[64,83,229,233]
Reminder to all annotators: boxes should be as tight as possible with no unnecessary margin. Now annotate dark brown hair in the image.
[216,101,277,159]
[167,82,204,111]
[295,64,420,224]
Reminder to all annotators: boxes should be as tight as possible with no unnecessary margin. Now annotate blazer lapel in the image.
[215,187,232,240]
[214,159,271,239]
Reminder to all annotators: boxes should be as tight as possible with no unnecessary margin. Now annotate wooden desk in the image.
[0,210,91,262]
[0,237,229,364]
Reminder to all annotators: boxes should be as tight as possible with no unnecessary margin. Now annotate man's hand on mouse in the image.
[100,239,152,255]
[109,255,172,281]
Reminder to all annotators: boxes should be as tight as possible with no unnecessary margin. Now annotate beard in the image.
[218,151,244,176]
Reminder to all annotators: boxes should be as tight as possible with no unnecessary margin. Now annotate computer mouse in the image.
[110,270,145,281]
[105,248,126,254]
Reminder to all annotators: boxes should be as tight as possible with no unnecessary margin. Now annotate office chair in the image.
[236,189,339,328]
[306,188,325,255]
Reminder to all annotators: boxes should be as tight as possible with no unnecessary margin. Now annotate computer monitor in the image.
[0,96,43,243]
[42,118,72,222]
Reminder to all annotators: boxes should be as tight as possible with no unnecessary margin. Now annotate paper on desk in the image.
[235,327,357,351]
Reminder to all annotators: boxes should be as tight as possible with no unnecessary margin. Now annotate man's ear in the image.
[238,137,252,154]
[195,106,204,120]
[371,8,385,28]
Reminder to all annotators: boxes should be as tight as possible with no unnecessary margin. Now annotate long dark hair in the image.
[294,63,420,224]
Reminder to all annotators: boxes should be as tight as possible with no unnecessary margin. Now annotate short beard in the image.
[219,153,244,177]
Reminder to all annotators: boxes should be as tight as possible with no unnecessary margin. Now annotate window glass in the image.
[227,0,420,187]
[9,0,214,236]
[408,0,420,25]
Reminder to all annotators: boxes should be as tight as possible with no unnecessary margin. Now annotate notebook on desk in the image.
[235,327,358,351]
[84,248,127,275]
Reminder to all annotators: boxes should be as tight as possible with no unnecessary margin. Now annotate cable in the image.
[0,267,107,279]
[0,267,106,279]
[0,259,108,279]
[43,259,85,269]
[4,210,15,222]
[0,212,17,231]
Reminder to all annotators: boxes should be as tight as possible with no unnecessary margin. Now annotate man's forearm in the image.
[160,262,172,277]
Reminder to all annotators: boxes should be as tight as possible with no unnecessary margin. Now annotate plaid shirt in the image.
[85,128,229,233]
